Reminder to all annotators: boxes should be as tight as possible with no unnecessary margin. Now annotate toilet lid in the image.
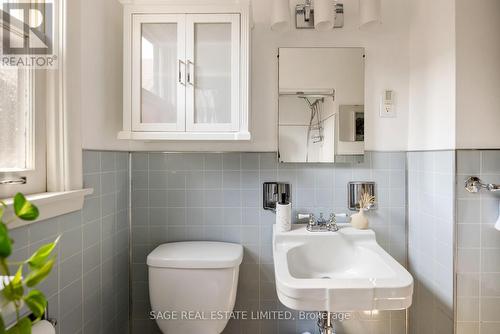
[147,242,244,269]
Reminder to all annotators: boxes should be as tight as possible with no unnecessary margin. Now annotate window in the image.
[0,67,32,171]
[0,1,47,198]
[0,66,47,198]
[0,0,89,223]
[0,0,62,199]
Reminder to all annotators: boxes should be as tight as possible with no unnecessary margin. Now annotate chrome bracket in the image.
[295,2,344,29]
[465,176,500,193]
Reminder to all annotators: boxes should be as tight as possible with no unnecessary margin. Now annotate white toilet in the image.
[147,241,244,334]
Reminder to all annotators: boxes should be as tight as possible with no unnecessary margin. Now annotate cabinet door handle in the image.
[178,59,186,85]
[187,60,194,86]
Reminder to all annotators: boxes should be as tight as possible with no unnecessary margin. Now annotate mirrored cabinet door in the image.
[185,14,240,132]
[132,14,186,132]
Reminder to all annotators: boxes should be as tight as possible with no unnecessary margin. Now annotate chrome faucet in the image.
[298,213,340,232]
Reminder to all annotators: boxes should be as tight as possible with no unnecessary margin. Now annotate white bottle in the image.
[276,193,292,232]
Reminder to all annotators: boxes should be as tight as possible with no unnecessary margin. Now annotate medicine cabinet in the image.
[278,47,365,163]
[118,0,251,141]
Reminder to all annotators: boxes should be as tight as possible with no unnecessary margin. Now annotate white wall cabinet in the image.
[118,0,251,141]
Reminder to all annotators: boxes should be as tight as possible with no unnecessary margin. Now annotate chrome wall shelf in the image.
[279,89,335,100]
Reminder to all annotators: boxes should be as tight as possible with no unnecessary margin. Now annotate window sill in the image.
[118,131,252,141]
[4,189,94,230]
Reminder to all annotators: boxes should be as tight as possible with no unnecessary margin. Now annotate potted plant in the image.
[0,193,59,334]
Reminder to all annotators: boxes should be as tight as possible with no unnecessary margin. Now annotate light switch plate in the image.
[380,90,396,118]
[380,103,396,118]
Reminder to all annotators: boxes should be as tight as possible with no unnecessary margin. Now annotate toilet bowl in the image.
[147,241,243,334]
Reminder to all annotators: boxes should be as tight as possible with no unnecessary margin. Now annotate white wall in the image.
[80,0,410,152]
[407,0,456,151]
[456,0,500,149]
[80,0,126,151]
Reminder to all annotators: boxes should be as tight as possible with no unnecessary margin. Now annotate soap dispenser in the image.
[276,193,292,232]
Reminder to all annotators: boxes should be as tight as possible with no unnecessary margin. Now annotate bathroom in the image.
[0,0,499,333]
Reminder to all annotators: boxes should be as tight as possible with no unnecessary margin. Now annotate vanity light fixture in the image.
[271,0,292,32]
[295,0,344,30]
[359,0,382,28]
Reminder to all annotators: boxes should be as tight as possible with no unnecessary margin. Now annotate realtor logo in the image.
[1,0,57,68]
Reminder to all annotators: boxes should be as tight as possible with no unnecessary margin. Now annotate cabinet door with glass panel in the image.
[124,8,248,140]
[185,14,240,132]
[132,14,186,132]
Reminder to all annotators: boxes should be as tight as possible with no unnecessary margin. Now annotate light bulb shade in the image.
[314,0,335,31]
[359,0,382,28]
[271,0,291,32]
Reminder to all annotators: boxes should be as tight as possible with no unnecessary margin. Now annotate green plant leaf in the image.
[0,201,6,221]
[6,317,31,334]
[25,259,55,288]
[0,223,12,258]
[13,193,39,221]
[24,290,47,319]
[2,266,24,302]
[0,259,7,276]
[27,236,60,269]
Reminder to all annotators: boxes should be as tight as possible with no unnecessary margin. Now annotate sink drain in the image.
[321,276,331,279]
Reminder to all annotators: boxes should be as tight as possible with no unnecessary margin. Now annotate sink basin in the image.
[273,225,413,312]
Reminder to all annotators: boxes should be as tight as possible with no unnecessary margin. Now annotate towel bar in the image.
[465,176,500,193]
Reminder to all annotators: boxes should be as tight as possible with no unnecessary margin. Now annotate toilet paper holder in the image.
[348,182,376,211]
[44,314,57,328]
[263,182,291,212]
[5,307,56,331]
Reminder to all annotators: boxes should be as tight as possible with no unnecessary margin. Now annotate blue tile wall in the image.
[456,150,500,334]
[11,149,494,333]
[130,152,408,334]
[407,151,455,334]
[9,151,130,334]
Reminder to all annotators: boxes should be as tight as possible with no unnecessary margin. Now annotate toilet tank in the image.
[147,242,244,334]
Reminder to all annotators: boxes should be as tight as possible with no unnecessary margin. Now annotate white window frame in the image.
[0,68,47,197]
[0,0,92,226]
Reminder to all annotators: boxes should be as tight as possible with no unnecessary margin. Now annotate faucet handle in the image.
[308,214,316,226]
[328,213,340,232]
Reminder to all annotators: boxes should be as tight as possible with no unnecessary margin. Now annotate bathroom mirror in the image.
[278,47,365,163]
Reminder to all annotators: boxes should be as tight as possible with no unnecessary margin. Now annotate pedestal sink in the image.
[273,225,413,312]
